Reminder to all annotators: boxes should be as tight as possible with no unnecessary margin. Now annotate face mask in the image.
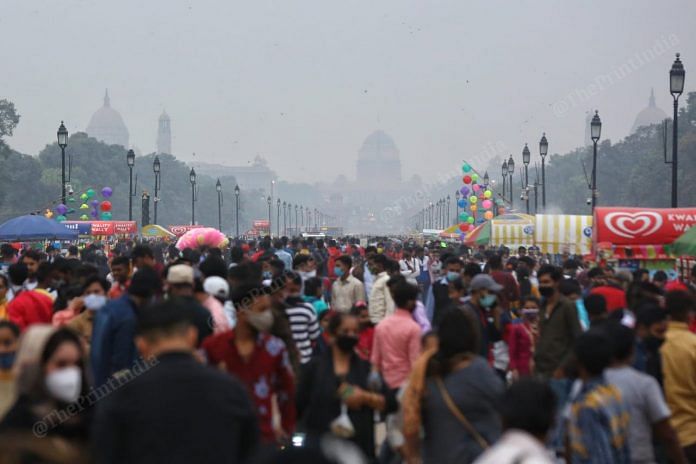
[84,294,107,311]
[244,308,274,333]
[45,366,82,403]
[539,286,555,298]
[334,267,345,278]
[336,335,359,353]
[446,271,460,282]
[0,352,15,370]
[299,270,316,280]
[480,294,497,308]
[262,271,273,280]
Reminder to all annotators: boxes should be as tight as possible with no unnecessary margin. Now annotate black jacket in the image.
[92,351,258,464]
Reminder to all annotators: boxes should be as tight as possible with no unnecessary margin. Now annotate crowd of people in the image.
[0,237,695,463]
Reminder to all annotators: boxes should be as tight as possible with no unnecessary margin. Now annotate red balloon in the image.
[100,200,112,212]
[459,223,468,232]
[463,175,472,184]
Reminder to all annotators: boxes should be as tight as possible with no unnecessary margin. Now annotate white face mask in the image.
[84,294,107,311]
[45,366,82,403]
[299,270,316,280]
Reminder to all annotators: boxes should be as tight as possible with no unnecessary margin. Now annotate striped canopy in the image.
[535,214,593,255]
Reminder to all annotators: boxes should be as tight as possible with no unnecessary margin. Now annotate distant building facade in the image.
[355,130,402,189]
[631,89,668,133]
[85,90,129,148]
[192,155,276,192]
[157,110,172,154]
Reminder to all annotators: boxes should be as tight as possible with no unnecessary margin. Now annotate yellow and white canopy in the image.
[535,214,593,255]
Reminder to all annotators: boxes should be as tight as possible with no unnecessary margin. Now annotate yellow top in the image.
[661,321,696,447]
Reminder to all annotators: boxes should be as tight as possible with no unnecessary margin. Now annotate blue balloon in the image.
[457,199,467,208]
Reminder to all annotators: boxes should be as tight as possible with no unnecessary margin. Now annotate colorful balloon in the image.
[484,190,492,198]
[55,204,68,215]
[68,197,76,203]
[459,212,469,222]
[100,211,112,220]
[482,199,493,209]
[80,214,89,220]
[469,196,477,204]
[470,205,477,212]
[79,203,89,210]
[468,224,475,231]
[80,193,88,201]
[472,184,481,192]
[484,211,494,220]
[460,186,470,196]
[90,209,99,218]
[462,163,472,173]
[467,216,475,224]
[55,215,66,222]
[459,223,468,232]
[86,188,96,199]
[498,207,506,215]
[471,174,479,182]
[101,187,113,198]
[100,201,112,212]
[463,175,472,184]
[457,199,467,208]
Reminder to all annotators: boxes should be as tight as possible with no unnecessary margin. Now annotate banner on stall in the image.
[595,207,696,246]
[168,225,204,236]
[63,221,137,236]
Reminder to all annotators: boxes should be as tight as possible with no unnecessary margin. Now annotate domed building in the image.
[356,130,402,187]
[85,90,129,148]
[631,89,668,134]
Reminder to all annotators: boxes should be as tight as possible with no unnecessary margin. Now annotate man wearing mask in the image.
[534,265,582,413]
[91,267,162,386]
[331,255,365,313]
[368,254,395,324]
[7,262,56,330]
[426,256,462,327]
[460,274,503,358]
[21,249,42,291]
[203,282,296,445]
[292,254,317,283]
[282,271,320,364]
[633,304,667,386]
[398,248,420,281]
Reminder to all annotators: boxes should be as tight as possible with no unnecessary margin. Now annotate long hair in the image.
[427,309,480,377]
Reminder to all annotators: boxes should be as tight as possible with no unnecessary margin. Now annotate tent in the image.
[463,221,491,247]
[0,215,78,241]
[535,214,593,255]
[490,213,535,249]
[439,224,462,239]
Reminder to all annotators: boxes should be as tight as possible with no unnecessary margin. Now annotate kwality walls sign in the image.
[63,221,137,236]
[594,207,696,245]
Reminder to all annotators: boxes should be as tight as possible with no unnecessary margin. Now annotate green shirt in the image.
[534,295,582,377]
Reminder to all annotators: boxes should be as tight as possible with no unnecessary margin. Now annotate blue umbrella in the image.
[0,215,78,241]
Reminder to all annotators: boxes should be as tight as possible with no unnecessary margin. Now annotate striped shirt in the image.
[284,297,320,364]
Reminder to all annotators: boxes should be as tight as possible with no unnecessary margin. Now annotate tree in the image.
[0,99,20,144]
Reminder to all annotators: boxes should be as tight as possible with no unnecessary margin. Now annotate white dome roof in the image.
[85,90,129,148]
[631,89,668,133]
[358,130,399,160]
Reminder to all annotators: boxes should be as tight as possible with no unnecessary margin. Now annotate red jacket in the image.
[507,322,536,376]
[590,285,627,312]
[8,290,54,331]
[327,247,342,281]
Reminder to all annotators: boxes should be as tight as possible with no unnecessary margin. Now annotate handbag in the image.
[434,377,489,450]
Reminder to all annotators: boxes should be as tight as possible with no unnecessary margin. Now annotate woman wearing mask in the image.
[507,296,540,380]
[0,320,20,417]
[0,326,91,448]
[402,309,504,464]
[297,313,393,461]
[52,276,110,351]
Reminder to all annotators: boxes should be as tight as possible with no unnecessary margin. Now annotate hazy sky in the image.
[4,0,695,183]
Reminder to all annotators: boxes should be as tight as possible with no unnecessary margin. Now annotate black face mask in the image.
[336,335,359,353]
[539,286,555,298]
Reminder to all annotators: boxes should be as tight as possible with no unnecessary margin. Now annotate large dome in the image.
[358,130,399,160]
[86,90,129,148]
[631,89,668,134]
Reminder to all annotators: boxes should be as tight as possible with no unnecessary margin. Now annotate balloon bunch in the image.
[457,163,502,240]
[176,227,229,250]
[54,186,114,222]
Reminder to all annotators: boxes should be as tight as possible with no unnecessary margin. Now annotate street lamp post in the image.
[502,161,508,202]
[507,155,515,209]
[590,111,602,212]
[126,149,135,221]
[300,206,304,232]
[283,201,287,236]
[446,195,451,226]
[189,168,197,225]
[276,199,281,237]
[522,144,530,214]
[267,196,272,237]
[153,156,161,224]
[216,179,222,232]
[57,122,68,205]
[288,203,292,235]
[539,133,548,211]
[670,53,685,207]
[234,185,240,237]
[295,205,299,236]
[455,190,460,226]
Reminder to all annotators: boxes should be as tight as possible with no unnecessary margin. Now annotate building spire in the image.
[649,87,655,107]
[104,89,110,107]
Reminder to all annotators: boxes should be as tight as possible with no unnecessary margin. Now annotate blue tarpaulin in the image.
[0,215,78,241]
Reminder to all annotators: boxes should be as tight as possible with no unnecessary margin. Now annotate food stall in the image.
[490,213,535,249]
[535,214,593,255]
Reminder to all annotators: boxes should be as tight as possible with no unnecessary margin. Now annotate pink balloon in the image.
[472,184,481,192]
[482,199,493,209]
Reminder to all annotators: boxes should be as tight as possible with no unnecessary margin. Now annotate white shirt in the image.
[398,257,420,279]
[473,429,554,464]
[368,271,395,324]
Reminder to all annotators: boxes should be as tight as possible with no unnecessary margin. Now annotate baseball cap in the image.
[167,264,194,285]
[470,274,503,292]
[204,276,229,299]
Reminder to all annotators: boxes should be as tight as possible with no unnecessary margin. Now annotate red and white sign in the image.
[253,220,270,229]
[595,207,696,245]
[62,221,137,236]
[168,225,203,236]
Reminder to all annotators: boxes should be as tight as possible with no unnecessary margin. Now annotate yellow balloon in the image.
[470,205,478,212]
